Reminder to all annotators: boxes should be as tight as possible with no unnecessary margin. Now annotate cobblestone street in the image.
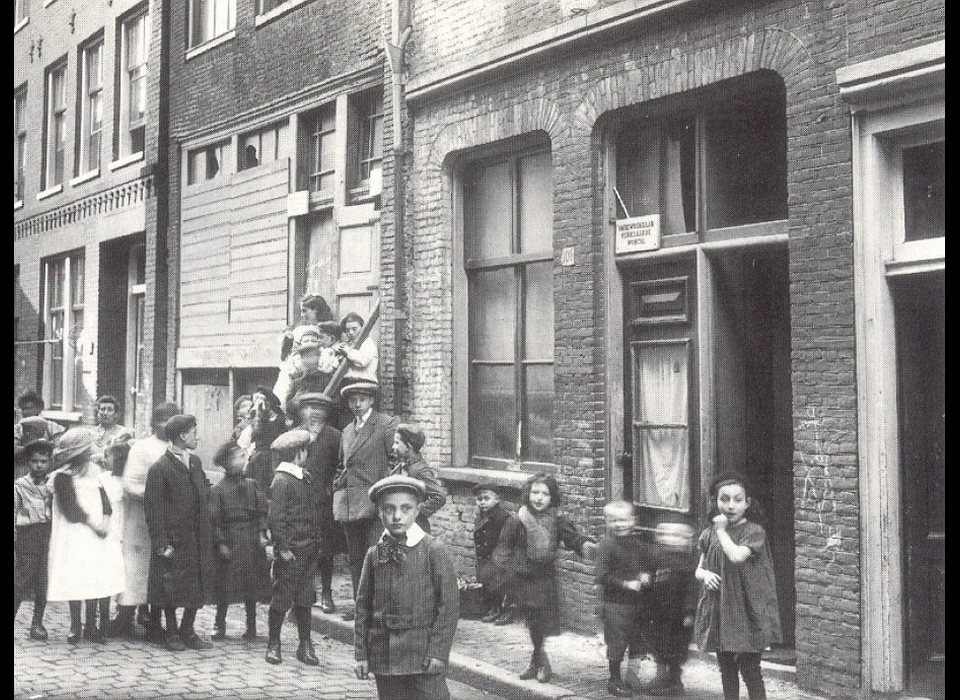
[14,602,502,700]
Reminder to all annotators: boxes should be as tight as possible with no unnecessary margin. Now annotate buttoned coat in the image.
[334,410,400,522]
[303,423,343,556]
[354,534,460,675]
[473,503,516,596]
[144,451,216,608]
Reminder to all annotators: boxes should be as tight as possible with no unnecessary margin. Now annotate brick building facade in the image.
[393,1,944,698]
[14,0,168,434]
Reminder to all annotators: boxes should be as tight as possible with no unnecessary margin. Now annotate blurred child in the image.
[595,501,652,697]
[498,473,597,683]
[695,474,781,700]
[471,481,516,624]
[389,424,447,534]
[14,439,54,640]
[209,442,271,641]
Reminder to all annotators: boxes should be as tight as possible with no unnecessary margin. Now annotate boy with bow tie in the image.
[354,475,460,700]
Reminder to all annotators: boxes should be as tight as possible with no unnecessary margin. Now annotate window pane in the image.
[470,268,515,362]
[470,364,516,461]
[49,261,64,308]
[464,161,512,260]
[523,363,553,463]
[518,152,552,254]
[50,312,64,409]
[633,341,687,424]
[634,427,689,509]
[71,256,85,305]
[903,141,944,241]
[72,309,84,409]
[523,261,553,360]
[704,87,787,228]
[616,119,696,236]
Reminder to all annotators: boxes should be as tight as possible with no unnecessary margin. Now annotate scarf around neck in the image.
[518,505,558,564]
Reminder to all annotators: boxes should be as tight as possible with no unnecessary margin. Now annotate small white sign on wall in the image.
[615,214,661,254]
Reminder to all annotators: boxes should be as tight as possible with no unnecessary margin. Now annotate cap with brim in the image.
[52,427,96,465]
[341,381,379,398]
[291,391,337,409]
[471,480,503,496]
[19,416,50,443]
[369,475,426,503]
[270,429,313,453]
[316,321,342,338]
[20,438,54,459]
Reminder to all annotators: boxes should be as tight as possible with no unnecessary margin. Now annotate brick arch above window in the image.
[425,97,567,173]
[572,28,818,135]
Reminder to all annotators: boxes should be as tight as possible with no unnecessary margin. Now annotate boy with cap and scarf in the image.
[354,475,459,700]
[265,429,322,666]
[388,424,447,534]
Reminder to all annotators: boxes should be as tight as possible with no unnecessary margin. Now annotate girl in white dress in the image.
[47,428,125,644]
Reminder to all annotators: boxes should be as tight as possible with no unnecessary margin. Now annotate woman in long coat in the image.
[144,415,216,650]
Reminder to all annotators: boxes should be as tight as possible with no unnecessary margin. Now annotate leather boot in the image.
[265,640,282,664]
[297,638,320,666]
[536,651,552,683]
[519,649,540,680]
[645,662,684,696]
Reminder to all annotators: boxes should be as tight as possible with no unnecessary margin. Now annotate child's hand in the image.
[264,545,275,562]
[160,545,175,559]
[623,579,645,592]
[91,520,110,538]
[218,543,232,560]
[259,532,271,548]
[422,658,446,675]
[698,568,722,591]
[279,549,296,562]
[712,514,729,530]
[582,541,598,560]
[639,572,653,587]
[354,660,370,680]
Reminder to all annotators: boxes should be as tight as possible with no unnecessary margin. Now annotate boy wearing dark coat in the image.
[354,475,460,700]
[265,429,322,666]
[14,438,53,640]
[144,415,215,652]
[471,481,516,623]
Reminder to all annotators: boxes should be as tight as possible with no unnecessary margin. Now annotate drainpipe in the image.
[386,2,412,416]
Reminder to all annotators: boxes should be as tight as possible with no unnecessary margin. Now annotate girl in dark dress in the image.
[694,474,781,700]
[498,473,597,683]
[209,442,271,640]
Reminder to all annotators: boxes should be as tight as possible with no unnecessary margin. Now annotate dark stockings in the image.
[718,652,766,700]
[69,601,83,632]
[215,601,258,628]
[293,606,312,641]
[84,597,110,631]
[609,660,622,682]
[14,590,47,624]
[529,619,545,660]
[267,609,285,643]
[318,556,333,596]
[163,607,179,635]
[179,607,198,637]
[114,604,136,626]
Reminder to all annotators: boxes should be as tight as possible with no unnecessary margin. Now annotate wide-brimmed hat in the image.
[270,429,313,453]
[291,391,337,409]
[369,475,426,504]
[341,381,379,398]
[52,427,96,465]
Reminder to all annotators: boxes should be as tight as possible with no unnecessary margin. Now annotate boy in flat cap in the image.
[354,475,460,700]
[389,424,447,534]
[265,429,322,666]
[471,481,518,624]
[14,438,54,640]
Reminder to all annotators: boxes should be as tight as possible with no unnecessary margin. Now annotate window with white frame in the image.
[43,253,85,411]
[351,89,383,194]
[78,37,103,175]
[118,9,148,158]
[15,0,29,26]
[238,120,289,171]
[258,0,295,14]
[463,148,555,466]
[304,103,335,195]
[187,139,228,184]
[189,0,235,48]
[43,60,67,190]
[15,87,27,202]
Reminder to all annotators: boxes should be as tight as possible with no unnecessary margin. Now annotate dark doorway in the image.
[893,271,945,699]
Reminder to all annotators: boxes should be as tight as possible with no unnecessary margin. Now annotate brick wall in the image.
[404,0,944,695]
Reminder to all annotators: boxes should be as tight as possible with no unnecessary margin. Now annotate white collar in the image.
[379,522,426,547]
[355,408,373,427]
[275,462,304,480]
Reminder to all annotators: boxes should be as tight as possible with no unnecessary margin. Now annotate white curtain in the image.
[634,342,689,509]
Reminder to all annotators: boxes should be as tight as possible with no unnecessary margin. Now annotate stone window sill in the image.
[37,184,63,201]
[14,17,29,35]
[110,152,144,172]
[185,29,236,61]
[70,169,100,187]
[255,0,312,28]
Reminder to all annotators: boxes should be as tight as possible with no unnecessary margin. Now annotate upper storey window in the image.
[189,0,235,48]
[118,9,149,158]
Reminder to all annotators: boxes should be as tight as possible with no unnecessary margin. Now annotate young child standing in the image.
[209,442,271,641]
[498,472,597,683]
[14,439,54,640]
[471,481,516,624]
[265,430,322,666]
[595,501,652,697]
[354,475,460,700]
[694,474,781,700]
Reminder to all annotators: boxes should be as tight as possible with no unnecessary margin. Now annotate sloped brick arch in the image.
[573,27,818,133]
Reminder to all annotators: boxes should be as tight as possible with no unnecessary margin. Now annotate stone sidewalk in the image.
[14,601,501,700]
[318,571,829,700]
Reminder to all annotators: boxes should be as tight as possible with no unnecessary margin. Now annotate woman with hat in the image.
[389,424,447,534]
[46,428,125,644]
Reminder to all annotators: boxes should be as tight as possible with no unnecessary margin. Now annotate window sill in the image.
[14,17,29,35]
[70,169,100,187]
[40,409,83,426]
[255,0,313,28]
[438,466,536,492]
[309,190,334,208]
[185,29,237,61]
[37,184,63,201]
[43,0,57,6]
[110,152,144,172]
[14,199,24,211]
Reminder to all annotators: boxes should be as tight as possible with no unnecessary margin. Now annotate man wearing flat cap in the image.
[291,390,343,613]
[265,429,322,666]
[354,475,460,700]
[143,414,215,652]
[333,381,400,607]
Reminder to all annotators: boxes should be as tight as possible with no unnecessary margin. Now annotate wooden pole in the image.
[323,299,381,398]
